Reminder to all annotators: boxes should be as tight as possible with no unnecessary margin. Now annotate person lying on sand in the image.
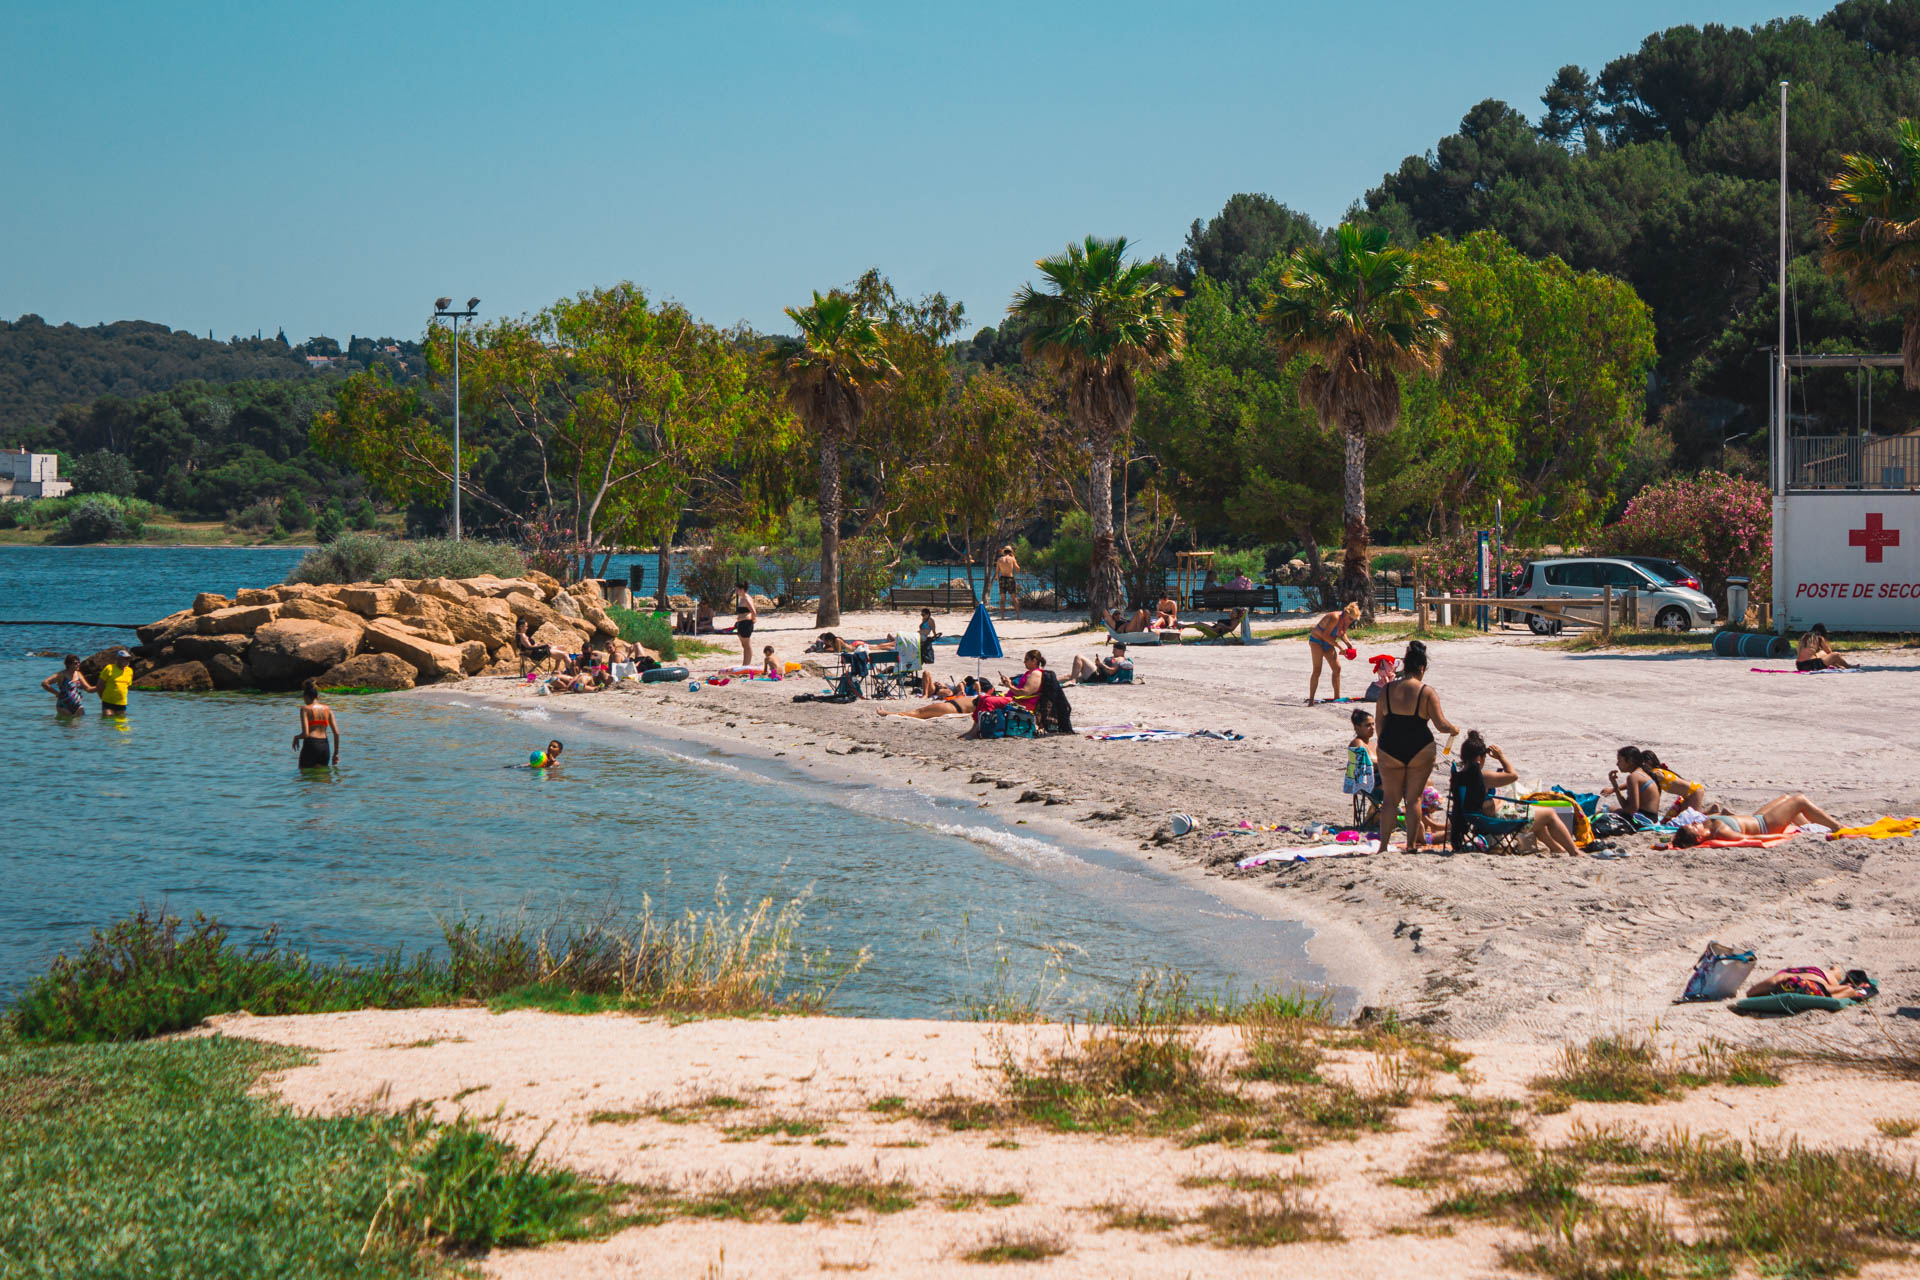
[1670,793,1841,846]
[1107,607,1154,634]
[877,690,984,720]
[1746,966,1874,1000]
[1796,622,1855,671]
[1456,731,1589,856]
[1070,641,1132,684]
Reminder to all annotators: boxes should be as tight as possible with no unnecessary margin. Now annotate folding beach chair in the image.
[1344,745,1383,828]
[1104,623,1167,647]
[870,632,922,700]
[1447,765,1531,854]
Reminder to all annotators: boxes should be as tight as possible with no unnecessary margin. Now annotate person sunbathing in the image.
[1190,608,1248,641]
[1670,794,1841,846]
[879,689,982,719]
[1108,607,1154,634]
[1071,641,1132,684]
[1796,623,1855,670]
[1745,966,1875,1000]
[1457,732,1586,856]
[1635,749,1724,820]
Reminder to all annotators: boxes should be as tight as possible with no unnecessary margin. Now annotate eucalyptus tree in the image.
[1009,235,1182,620]
[1261,223,1450,614]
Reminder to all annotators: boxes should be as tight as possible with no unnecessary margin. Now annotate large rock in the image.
[206,653,249,690]
[276,598,368,632]
[527,569,563,598]
[550,591,583,620]
[136,608,193,646]
[194,604,280,636]
[361,617,469,682]
[317,651,417,691]
[132,661,213,692]
[418,596,516,650]
[415,577,471,604]
[233,588,278,606]
[191,592,230,615]
[246,619,361,686]
[172,633,253,662]
[531,620,590,655]
[336,586,401,618]
[389,615,458,646]
[569,578,604,602]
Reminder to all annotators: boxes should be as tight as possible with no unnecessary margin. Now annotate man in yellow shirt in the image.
[97,648,134,716]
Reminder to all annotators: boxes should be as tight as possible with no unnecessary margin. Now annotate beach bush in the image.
[606,604,676,659]
[1601,470,1772,605]
[0,1035,628,1277]
[227,498,280,533]
[54,494,150,543]
[284,534,526,585]
[68,449,137,497]
[9,895,860,1043]
[313,498,346,544]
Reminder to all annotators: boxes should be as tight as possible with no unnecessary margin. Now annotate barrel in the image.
[1713,630,1791,659]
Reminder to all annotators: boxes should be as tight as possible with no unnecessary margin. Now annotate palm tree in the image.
[1261,223,1449,617]
[1010,236,1181,621]
[765,291,897,627]
[1824,118,1920,389]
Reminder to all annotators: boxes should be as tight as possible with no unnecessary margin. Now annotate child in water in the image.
[530,739,564,769]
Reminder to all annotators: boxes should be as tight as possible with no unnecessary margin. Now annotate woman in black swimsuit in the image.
[1375,640,1457,853]
[733,582,757,667]
[294,678,340,768]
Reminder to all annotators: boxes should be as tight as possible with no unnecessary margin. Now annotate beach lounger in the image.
[1103,623,1167,647]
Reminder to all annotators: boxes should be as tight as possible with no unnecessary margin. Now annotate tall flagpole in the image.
[1773,81,1789,633]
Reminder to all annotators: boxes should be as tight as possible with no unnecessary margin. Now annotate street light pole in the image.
[432,297,481,540]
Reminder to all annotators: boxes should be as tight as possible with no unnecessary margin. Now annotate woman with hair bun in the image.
[1375,639,1458,852]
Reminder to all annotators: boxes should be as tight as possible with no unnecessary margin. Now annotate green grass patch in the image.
[1095,1204,1182,1232]
[12,895,864,1043]
[722,1116,824,1141]
[868,1095,908,1113]
[943,1190,1023,1211]
[0,1035,626,1278]
[960,1224,1068,1263]
[667,1172,915,1224]
[1531,1032,1777,1104]
[1191,1188,1343,1248]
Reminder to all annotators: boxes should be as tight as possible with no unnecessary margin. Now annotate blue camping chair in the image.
[1447,765,1531,854]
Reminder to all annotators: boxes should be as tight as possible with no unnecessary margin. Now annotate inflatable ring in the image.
[641,666,690,683]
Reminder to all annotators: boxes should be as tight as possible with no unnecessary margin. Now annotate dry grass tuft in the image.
[960,1223,1068,1264]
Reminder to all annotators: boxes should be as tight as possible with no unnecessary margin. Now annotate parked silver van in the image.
[1515,557,1717,634]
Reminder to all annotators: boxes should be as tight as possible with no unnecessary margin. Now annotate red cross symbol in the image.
[1849,512,1901,563]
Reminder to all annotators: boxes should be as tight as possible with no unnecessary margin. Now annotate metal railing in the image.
[1788,434,1920,490]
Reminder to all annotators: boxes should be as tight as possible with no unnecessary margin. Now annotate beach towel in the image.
[1663,830,1795,850]
[1827,816,1920,840]
[1238,839,1380,868]
[1748,666,1856,674]
[1090,728,1244,742]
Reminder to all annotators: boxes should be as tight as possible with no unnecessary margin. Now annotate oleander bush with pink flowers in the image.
[1600,471,1772,608]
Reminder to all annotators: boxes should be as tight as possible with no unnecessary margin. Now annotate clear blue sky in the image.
[2,1,1812,345]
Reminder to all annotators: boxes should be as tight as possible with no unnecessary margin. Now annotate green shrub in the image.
[1206,547,1269,583]
[24,495,77,529]
[279,489,312,531]
[283,534,526,585]
[312,500,345,544]
[228,499,279,533]
[55,495,144,543]
[1030,511,1092,600]
[396,1119,618,1250]
[349,496,379,530]
[607,604,676,660]
[69,449,137,497]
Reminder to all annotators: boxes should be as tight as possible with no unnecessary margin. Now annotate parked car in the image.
[1514,557,1716,634]
[1618,555,1704,592]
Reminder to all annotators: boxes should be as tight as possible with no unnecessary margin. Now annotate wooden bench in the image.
[887,584,978,612]
[1192,585,1281,614]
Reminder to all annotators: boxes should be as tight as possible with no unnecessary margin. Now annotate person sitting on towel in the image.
[1071,641,1133,685]
[1795,623,1855,671]
[1670,794,1841,847]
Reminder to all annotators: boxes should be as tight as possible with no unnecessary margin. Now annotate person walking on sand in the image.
[294,678,340,769]
[994,545,1022,619]
[732,582,758,667]
[1307,602,1359,704]
[42,654,94,717]
[97,648,134,717]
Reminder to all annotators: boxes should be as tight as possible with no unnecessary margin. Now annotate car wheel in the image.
[1527,613,1559,636]
[1655,606,1689,632]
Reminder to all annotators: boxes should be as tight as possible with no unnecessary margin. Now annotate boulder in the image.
[336,586,401,618]
[438,598,517,650]
[532,620,589,654]
[78,647,126,680]
[569,577,604,602]
[669,594,694,611]
[137,608,194,646]
[551,591,583,620]
[192,592,230,615]
[527,569,563,598]
[194,604,280,636]
[1385,570,1403,588]
[246,619,362,686]
[491,644,515,667]
[390,616,458,646]
[416,576,471,604]
[132,661,213,692]
[361,617,468,682]
[276,598,367,632]
[173,633,253,662]
[317,651,417,691]
[206,653,249,690]
[234,588,278,606]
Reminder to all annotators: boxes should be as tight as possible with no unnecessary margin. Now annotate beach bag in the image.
[1591,811,1632,838]
[1552,787,1600,817]
[1679,942,1756,1003]
[977,705,1037,740]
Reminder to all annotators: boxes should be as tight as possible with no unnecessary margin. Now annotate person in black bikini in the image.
[732,582,757,666]
[294,678,340,768]
[1375,640,1458,852]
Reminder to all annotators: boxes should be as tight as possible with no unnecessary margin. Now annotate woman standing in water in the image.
[41,654,94,717]
[294,678,340,768]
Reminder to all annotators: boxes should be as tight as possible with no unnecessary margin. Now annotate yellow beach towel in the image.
[1828,816,1920,840]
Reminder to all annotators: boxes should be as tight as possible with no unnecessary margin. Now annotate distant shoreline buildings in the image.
[0,448,71,502]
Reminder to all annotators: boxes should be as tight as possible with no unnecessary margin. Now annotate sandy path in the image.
[209,1006,1920,1279]
[431,612,1920,1052]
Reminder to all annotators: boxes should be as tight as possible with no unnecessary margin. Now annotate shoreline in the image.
[416,676,1385,1016]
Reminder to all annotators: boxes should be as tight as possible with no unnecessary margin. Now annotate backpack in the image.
[1679,942,1756,1002]
[1591,811,1632,838]
[977,705,1038,739]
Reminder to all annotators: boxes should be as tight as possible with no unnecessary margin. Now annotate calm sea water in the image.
[0,546,1333,1017]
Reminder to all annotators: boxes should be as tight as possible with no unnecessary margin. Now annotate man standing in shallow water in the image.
[97,648,134,717]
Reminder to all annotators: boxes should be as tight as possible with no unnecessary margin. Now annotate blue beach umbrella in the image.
[955,602,1003,676]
